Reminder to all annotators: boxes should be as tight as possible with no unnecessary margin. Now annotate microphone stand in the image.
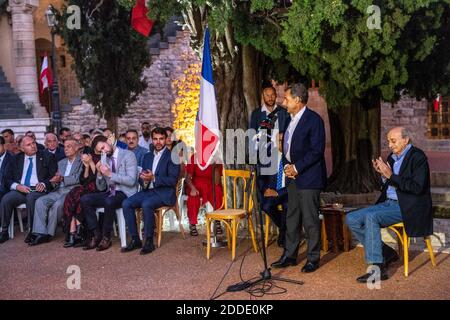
[226,164,303,292]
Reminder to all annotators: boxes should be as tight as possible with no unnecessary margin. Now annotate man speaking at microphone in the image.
[271,83,327,273]
[249,84,289,246]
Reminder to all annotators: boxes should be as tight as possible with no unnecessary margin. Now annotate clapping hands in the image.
[372,157,392,179]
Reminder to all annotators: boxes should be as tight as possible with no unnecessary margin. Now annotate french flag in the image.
[195,27,220,169]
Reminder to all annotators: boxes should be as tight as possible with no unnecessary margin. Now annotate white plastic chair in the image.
[95,208,127,248]
[8,204,25,239]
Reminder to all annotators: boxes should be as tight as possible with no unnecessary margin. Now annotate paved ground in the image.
[1,231,449,300]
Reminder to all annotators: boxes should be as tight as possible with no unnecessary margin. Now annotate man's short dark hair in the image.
[1,129,14,136]
[164,127,174,133]
[0,136,5,145]
[59,127,71,135]
[287,83,309,104]
[126,129,139,136]
[151,127,168,138]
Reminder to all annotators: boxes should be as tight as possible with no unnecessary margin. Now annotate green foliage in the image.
[56,0,150,120]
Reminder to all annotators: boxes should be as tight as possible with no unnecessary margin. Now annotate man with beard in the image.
[80,138,138,251]
[138,122,152,150]
[121,127,180,255]
[249,85,289,247]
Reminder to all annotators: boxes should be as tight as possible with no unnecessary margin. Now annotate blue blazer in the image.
[140,147,180,206]
[283,107,327,190]
[0,152,13,194]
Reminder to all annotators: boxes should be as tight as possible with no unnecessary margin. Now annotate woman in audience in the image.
[62,135,108,247]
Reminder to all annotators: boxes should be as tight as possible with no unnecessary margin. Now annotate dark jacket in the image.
[4,150,58,192]
[376,146,433,237]
[0,152,13,195]
[282,107,327,190]
[45,144,66,162]
[140,147,180,206]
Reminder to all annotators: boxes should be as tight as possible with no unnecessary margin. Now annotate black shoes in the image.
[24,232,35,244]
[83,235,101,250]
[0,231,9,244]
[383,244,399,267]
[96,237,112,251]
[356,263,389,283]
[29,234,51,246]
[140,237,155,255]
[271,255,298,268]
[121,238,143,253]
[301,261,320,273]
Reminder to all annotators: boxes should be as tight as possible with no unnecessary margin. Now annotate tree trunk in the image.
[106,116,119,135]
[327,99,381,193]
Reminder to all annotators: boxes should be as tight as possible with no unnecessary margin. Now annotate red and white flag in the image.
[195,27,220,170]
[131,0,155,37]
[39,54,52,94]
[433,94,441,112]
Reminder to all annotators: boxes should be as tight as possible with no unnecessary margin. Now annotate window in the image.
[428,96,450,139]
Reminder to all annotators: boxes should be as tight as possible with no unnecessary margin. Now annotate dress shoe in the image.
[29,234,51,246]
[271,255,298,268]
[121,238,142,253]
[96,237,112,251]
[24,232,35,244]
[140,238,155,255]
[301,261,320,273]
[0,231,9,244]
[83,236,101,250]
[383,244,399,266]
[63,233,76,248]
[356,263,389,283]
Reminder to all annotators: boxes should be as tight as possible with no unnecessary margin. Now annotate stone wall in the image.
[61,30,200,134]
[381,95,450,153]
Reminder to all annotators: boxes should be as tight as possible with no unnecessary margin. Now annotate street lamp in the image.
[45,5,61,134]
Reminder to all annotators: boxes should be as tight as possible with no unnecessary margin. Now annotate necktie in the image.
[276,157,284,191]
[24,157,33,187]
[109,157,116,196]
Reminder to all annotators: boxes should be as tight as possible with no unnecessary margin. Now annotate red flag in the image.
[433,94,441,112]
[39,53,53,94]
[131,0,155,37]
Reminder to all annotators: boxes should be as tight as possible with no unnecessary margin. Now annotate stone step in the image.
[0,103,29,111]
[0,113,33,119]
[431,187,450,203]
[0,118,50,144]
[159,42,169,49]
[0,96,24,104]
[433,202,450,219]
[431,171,450,188]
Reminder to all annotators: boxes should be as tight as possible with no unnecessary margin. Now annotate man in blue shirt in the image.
[125,129,148,167]
[346,127,433,283]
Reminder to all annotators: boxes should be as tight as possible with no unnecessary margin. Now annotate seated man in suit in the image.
[345,127,433,283]
[125,129,148,167]
[121,127,180,255]
[30,138,83,246]
[0,136,57,244]
[0,136,13,202]
[80,137,138,251]
[25,131,45,151]
[44,132,66,162]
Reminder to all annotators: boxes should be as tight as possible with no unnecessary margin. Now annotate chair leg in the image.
[225,221,231,249]
[17,210,24,233]
[231,219,237,261]
[425,237,436,267]
[206,218,211,259]
[264,214,270,248]
[116,209,127,248]
[321,218,328,252]
[8,213,14,239]
[403,231,409,277]
[247,216,258,253]
[157,211,163,248]
[174,206,186,239]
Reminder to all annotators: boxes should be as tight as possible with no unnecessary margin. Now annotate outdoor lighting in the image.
[45,5,56,28]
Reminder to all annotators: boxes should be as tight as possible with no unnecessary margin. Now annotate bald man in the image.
[345,127,433,283]
[44,132,66,162]
[0,136,58,244]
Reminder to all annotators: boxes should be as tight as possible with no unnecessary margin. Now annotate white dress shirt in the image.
[149,147,166,189]
[284,106,307,171]
[0,152,6,170]
[138,136,152,150]
[12,154,38,190]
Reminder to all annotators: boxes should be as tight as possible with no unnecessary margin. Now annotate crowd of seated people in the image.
[0,124,210,255]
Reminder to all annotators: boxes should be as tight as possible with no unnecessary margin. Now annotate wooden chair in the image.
[387,222,436,277]
[153,178,186,247]
[206,169,258,260]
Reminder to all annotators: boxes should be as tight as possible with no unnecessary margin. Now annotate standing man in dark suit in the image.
[345,127,433,282]
[250,86,289,245]
[0,136,57,244]
[121,127,180,255]
[271,83,327,273]
[0,136,13,202]
[44,132,66,162]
